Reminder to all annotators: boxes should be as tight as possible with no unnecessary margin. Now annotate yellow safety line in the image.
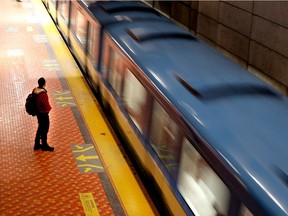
[32,1,157,215]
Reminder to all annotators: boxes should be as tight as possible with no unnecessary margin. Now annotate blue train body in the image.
[106,20,288,215]
[44,1,288,215]
[88,1,165,27]
[88,1,169,72]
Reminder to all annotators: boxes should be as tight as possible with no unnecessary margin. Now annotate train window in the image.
[122,68,147,133]
[58,0,70,23]
[70,5,76,30]
[108,49,122,96]
[74,10,87,47]
[149,101,181,179]
[177,138,230,216]
[87,25,99,62]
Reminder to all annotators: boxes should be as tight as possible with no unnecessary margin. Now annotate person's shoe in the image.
[41,145,54,152]
[34,144,41,150]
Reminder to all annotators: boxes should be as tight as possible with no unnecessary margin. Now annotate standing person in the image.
[33,77,54,151]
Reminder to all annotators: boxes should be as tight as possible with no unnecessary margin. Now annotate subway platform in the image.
[0,0,158,215]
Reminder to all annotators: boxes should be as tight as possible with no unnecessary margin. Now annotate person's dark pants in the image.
[35,113,50,146]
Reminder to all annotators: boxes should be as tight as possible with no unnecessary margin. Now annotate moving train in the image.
[42,1,288,215]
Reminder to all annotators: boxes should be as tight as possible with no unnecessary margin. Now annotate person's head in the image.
[38,77,46,88]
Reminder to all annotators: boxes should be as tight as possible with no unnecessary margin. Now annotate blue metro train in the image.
[43,1,288,215]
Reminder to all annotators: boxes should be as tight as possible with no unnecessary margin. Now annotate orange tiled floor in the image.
[0,0,122,215]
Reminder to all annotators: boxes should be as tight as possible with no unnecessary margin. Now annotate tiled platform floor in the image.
[0,0,146,215]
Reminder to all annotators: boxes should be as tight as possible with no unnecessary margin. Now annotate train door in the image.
[57,0,70,44]
[148,101,183,180]
[104,45,153,137]
[69,2,88,75]
[86,21,101,91]
[177,138,231,215]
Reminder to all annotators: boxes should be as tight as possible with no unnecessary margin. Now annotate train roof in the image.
[88,1,168,28]
[106,20,288,215]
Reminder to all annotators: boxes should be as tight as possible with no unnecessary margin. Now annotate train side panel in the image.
[85,21,101,90]
[100,33,235,216]
[68,1,88,73]
[101,34,189,216]
[101,17,288,215]
[56,1,70,43]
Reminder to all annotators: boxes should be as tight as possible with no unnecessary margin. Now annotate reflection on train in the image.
[43,1,288,215]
